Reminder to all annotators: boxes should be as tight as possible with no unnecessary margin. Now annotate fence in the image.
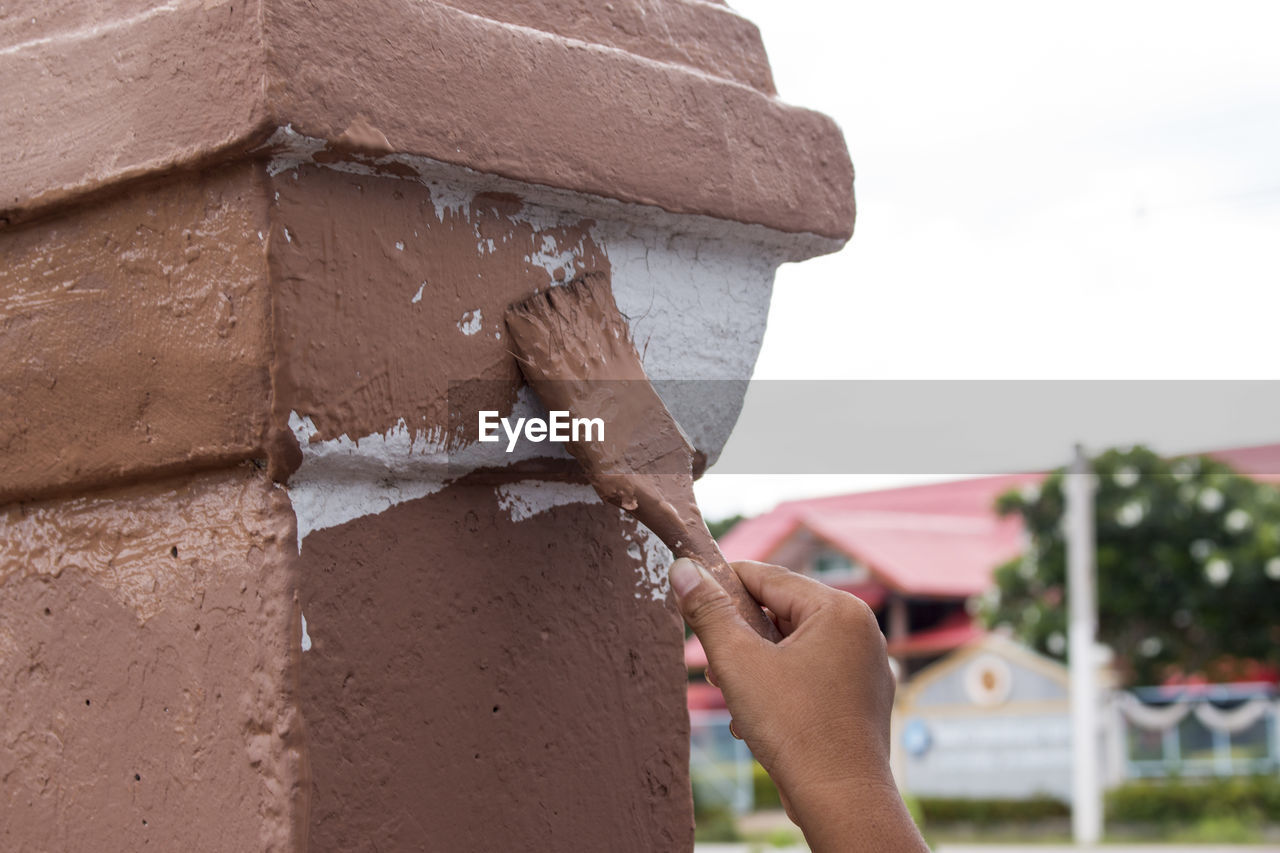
[1118,682,1279,779]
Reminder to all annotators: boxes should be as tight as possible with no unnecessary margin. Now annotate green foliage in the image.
[692,804,741,842]
[902,791,925,830]
[708,513,746,540]
[1106,774,1280,825]
[984,446,1280,684]
[916,795,1069,825]
[1167,814,1265,843]
[751,761,782,811]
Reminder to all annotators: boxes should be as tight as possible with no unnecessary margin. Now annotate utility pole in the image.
[1067,444,1102,844]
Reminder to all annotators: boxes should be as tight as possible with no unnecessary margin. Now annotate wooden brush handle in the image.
[689,537,783,643]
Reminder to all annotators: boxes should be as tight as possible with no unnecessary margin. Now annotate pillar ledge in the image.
[2,0,855,243]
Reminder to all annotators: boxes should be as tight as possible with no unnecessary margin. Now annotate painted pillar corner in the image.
[1,1,852,850]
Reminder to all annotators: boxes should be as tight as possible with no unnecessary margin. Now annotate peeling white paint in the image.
[300,612,312,652]
[621,518,675,601]
[525,233,580,282]
[457,309,483,336]
[286,412,454,552]
[261,124,326,176]
[394,241,404,251]
[287,389,575,551]
[411,282,425,303]
[493,484,673,598]
[495,480,600,522]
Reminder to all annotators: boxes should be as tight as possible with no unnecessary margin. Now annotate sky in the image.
[695,0,1280,520]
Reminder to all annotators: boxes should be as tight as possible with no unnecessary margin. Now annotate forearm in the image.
[788,775,929,853]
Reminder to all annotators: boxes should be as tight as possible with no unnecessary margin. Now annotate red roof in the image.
[1207,443,1280,483]
[801,509,1024,598]
[719,443,1280,600]
[720,473,1036,598]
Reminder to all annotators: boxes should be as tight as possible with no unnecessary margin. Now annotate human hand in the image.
[670,558,927,852]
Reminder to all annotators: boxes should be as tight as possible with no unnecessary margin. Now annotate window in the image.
[811,548,866,582]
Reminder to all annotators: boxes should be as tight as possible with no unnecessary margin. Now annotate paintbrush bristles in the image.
[505,273,647,382]
[505,270,695,478]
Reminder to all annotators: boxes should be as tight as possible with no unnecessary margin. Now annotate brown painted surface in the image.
[0,158,610,503]
[437,0,777,94]
[2,0,854,242]
[268,0,853,241]
[0,0,268,221]
[0,162,273,505]
[269,165,607,447]
[298,484,691,851]
[0,467,306,851]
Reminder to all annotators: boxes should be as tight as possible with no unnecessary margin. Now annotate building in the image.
[684,442,1280,703]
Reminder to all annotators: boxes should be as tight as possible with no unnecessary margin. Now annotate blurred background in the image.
[691,1,1280,848]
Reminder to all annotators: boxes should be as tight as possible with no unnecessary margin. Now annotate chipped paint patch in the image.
[525,233,579,282]
[457,309,482,336]
[286,412,454,551]
[301,611,312,651]
[620,516,674,601]
[287,389,575,551]
[495,480,600,522]
[411,282,425,304]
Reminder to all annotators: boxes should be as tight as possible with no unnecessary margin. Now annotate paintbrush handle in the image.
[676,526,783,643]
[702,551,784,643]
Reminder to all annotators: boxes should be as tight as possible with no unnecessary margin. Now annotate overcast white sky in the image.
[696,0,1280,519]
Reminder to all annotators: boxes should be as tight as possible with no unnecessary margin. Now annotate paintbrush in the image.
[505,271,781,642]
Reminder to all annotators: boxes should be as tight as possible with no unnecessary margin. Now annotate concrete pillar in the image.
[1,2,853,850]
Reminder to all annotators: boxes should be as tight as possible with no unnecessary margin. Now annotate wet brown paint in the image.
[298,484,693,851]
[2,1,853,242]
[0,162,274,505]
[267,163,609,450]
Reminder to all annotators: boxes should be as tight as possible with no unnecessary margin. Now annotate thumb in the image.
[669,558,751,660]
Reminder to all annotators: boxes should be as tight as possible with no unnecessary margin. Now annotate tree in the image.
[707,514,746,541]
[981,446,1280,685]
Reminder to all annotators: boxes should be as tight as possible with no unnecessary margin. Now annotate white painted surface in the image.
[621,520,674,601]
[495,480,600,522]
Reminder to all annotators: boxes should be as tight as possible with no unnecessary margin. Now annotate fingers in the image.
[731,560,840,628]
[669,558,757,663]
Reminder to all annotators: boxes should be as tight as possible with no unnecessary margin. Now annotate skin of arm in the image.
[669,557,930,853]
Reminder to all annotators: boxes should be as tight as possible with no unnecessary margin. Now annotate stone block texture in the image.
[1,1,853,850]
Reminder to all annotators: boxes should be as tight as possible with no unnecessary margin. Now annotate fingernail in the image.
[668,558,703,599]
